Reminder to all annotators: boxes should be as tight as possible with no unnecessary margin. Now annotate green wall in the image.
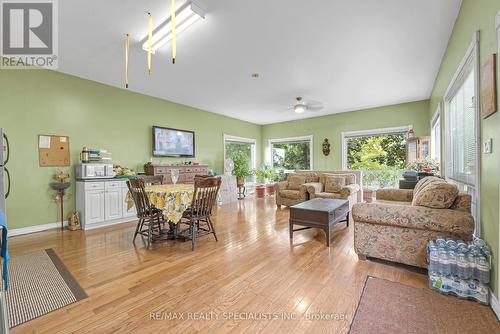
[262,100,430,170]
[428,0,500,297]
[0,70,262,229]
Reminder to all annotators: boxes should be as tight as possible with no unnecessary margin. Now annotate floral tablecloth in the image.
[126,184,194,223]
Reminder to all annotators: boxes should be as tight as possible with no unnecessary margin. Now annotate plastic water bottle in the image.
[428,246,439,273]
[477,257,490,284]
[436,237,446,248]
[473,238,486,248]
[446,240,457,251]
[439,248,450,276]
[467,253,476,280]
[457,241,468,253]
[448,251,457,276]
[456,254,467,279]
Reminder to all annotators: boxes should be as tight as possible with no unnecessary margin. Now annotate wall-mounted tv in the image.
[152,126,195,157]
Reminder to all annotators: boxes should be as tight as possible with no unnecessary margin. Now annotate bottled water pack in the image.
[427,237,491,305]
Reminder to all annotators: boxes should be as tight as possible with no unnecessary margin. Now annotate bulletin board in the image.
[38,135,70,167]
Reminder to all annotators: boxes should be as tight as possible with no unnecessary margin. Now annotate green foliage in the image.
[255,165,277,183]
[272,142,310,170]
[347,134,407,188]
[225,141,253,180]
[347,133,407,169]
[231,151,252,179]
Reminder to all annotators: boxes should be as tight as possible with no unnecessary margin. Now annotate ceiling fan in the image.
[286,97,324,114]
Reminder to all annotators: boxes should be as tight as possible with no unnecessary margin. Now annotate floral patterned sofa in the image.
[352,176,474,268]
[274,170,363,208]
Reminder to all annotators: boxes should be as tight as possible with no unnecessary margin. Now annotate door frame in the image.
[495,9,500,312]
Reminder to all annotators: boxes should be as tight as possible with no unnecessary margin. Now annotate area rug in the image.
[5,249,87,328]
[349,276,499,334]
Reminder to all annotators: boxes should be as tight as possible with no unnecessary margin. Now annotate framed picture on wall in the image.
[481,54,497,119]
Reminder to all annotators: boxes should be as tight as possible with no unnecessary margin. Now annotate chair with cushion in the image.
[127,179,166,248]
[179,176,221,251]
[352,176,474,268]
[274,174,309,208]
[303,172,361,209]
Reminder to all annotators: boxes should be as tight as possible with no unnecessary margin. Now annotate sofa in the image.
[352,176,475,268]
[274,170,363,208]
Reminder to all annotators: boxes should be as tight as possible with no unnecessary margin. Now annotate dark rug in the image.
[5,249,87,328]
[350,276,499,334]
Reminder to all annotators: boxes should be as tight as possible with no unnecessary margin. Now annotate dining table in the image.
[126,183,195,240]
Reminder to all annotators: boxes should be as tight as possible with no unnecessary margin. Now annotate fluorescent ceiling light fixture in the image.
[142,1,205,53]
[294,104,305,114]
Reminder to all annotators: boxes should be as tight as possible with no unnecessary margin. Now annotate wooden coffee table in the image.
[289,198,349,247]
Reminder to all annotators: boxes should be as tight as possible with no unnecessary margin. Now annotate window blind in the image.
[446,71,476,185]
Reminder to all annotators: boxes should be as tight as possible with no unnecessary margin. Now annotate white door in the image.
[121,187,136,218]
[105,188,123,221]
[85,190,105,224]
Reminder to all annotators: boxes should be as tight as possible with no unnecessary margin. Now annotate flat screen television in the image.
[152,126,195,157]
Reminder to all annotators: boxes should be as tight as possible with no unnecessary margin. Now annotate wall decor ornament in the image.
[322,138,331,156]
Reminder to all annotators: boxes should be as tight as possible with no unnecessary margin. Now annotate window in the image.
[224,134,256,184]
[269,136,313,171]
[431,108,441,163]
[342,126,410,188]
[444,32,480,231]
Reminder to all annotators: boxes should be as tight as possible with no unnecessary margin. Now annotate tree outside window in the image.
[272,141,311,170]
[347,133,407,188]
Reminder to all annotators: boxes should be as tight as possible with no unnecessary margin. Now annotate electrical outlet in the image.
[484,138,493,154]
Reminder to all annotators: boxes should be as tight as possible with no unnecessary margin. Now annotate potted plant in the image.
[231,152,252,187]
[406,157,440,174]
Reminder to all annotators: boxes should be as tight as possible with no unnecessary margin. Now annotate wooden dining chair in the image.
[127,179,165,248]
[179,176,222,251]
[137,175,164,186]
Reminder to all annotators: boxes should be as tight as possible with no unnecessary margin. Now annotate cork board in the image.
[38,135,70,167]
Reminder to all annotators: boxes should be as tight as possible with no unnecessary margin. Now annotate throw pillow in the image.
[413,176,440,200]
[324,176,345,193]
[287,175,306,190]
[412,180,459,209]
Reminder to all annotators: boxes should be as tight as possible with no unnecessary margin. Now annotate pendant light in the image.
[171,0,177,64]
[147,13,152,74]
[124,34,130,88]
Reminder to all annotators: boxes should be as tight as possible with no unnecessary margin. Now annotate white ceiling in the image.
[58,0,461,125]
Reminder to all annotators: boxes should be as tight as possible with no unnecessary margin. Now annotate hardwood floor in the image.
[9,196,428,333]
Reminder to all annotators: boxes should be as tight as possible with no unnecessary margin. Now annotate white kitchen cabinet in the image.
[77,180,136,230]
[84,190,105,224]
[104,188,123,221]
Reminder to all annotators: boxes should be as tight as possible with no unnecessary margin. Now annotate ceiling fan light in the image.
[294,105,305,114]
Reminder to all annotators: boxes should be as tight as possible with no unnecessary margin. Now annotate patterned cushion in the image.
[279,189,301,199]
[297,172,320,183]
[324,176,345,193]
[320,173,356,185]
[287,175,306,190]
[413,176,439,199]
[314,192,344,199]
[412,179,459,209]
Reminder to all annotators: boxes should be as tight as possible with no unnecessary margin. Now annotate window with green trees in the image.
[347,133,407,188]
[271,138,311,170]
[224,138,256,183]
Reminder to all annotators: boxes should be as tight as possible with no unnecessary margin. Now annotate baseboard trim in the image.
[9,221,68,237]
[84,218,136,230]
[490,289,500,320]
[9,217,137,237]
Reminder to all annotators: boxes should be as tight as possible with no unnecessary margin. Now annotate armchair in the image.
[353,177,474,268]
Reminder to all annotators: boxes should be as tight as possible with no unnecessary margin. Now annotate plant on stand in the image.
[231,152,252,187]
